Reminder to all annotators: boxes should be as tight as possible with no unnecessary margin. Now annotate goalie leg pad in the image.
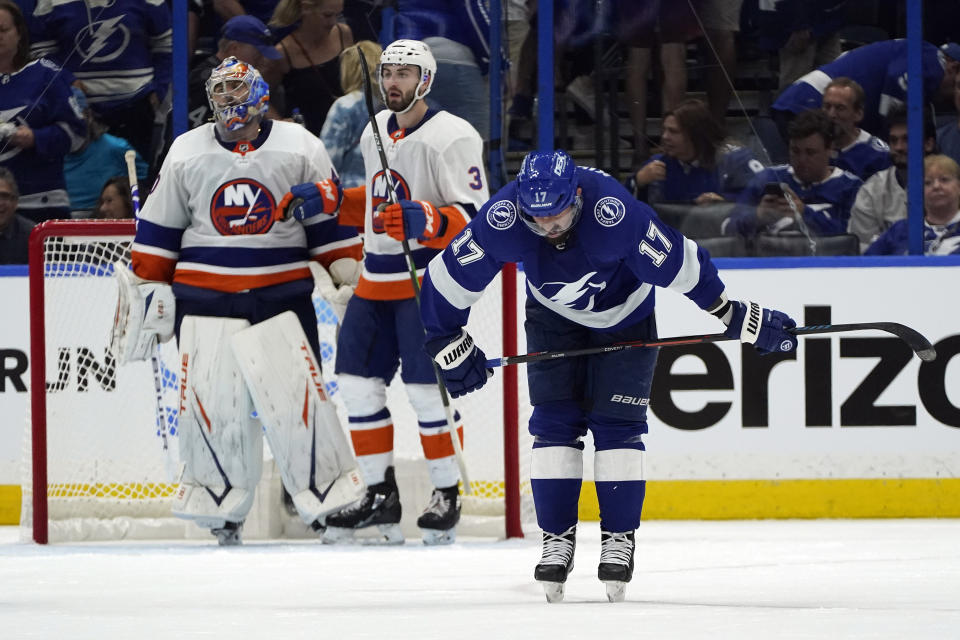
[172,316,263,526]
[231,311,366,525]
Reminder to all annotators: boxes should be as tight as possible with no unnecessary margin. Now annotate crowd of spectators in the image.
[2,0,960,263]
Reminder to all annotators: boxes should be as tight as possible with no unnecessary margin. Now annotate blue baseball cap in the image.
[941,42,960,62]
[221,15,282,61]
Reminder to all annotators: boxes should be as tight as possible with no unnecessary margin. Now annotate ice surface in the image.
[2,519,959,639]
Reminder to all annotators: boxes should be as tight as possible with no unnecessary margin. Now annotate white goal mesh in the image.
[22,220,535,543]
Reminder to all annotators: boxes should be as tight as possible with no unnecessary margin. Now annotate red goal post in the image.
[24,220,530,543]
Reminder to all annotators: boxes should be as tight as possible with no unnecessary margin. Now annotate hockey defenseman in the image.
[284,39,488,544]
[418,150,799,602]
[113,57,366,545]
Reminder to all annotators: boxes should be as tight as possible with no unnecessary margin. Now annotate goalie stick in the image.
[356,49,472,495]
[125,150,173,470]
[485,322,937,368]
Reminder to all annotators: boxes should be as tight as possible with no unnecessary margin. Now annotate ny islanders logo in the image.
[486,200,516,230]
[594,197,626,227]
[210,179,276,235]
[370,169,410,233]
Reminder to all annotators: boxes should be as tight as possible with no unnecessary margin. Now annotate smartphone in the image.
[762,182,785,197]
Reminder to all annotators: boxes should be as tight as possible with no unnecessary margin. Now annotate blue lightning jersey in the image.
[772,40,946,135]
[0,58,86,219]
[419,168,726,340]
[727,165,863,237]
[31,0,172,112]
[393,0,493,72]
[643,144,764,203]
[832,129,891,181]
[865,214,960,256]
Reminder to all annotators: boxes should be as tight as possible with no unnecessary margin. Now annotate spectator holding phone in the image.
[725,109,862,238]
[629,99,763,205]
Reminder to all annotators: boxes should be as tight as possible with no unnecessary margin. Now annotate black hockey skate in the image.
[211,520,243,546]
[598,530,635,602]
[534,526,576,603]
[416,485,461,545]
[323,467,403,545]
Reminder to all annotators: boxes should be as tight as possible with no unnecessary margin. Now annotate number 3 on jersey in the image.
[638,220,672,267]
[452,228,484,265]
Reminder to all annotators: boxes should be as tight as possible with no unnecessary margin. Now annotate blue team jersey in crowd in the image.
[0,58,86,216]
[642,144,764,203]
[832,129,891,181]
[419,168,726,340]
[726,165,863,237]
[31,0,172,112]
[865,215,960,255]
[393,0,492,72]
[773,40,946,134]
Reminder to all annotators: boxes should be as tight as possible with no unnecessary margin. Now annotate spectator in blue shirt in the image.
[866,154,960,255]
[630,99,763,205]
[726,109,862,238]
[821,77,891,181]
[320,40,382,188]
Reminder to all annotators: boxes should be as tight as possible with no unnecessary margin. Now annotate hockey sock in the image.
[530,443,584,534]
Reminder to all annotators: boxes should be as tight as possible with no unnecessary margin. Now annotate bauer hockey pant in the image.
[525,300,657,535]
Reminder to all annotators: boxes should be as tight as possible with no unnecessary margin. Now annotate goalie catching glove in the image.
[277,177,343,221]
[425,330,493,398]
[110,262,175,364]
[710,295,798,354]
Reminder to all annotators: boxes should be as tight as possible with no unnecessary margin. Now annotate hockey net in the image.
[22,220,535,543]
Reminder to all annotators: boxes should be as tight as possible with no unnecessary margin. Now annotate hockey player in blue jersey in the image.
[772,40,960,139]
[416,150,799,603]
[725,109,862,240]
[821,78,891,181]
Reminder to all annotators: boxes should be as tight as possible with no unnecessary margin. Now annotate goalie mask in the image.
[206,56,270,137]
[516,150,583,238]
[378,39,436,115]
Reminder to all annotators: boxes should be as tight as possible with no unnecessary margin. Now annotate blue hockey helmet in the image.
[516,150,582,237]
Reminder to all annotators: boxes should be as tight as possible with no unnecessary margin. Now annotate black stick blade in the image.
[791,322,937,361]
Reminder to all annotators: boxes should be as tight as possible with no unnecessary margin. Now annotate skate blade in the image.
[420,527,456,545]
[603,580,626,603]
[540,581,565,603]
[322,524,404,546]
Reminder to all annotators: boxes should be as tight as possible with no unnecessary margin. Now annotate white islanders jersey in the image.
[356,109,488,300]
[132,120,361,292]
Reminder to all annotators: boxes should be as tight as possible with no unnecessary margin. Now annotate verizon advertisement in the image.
[1,263,958,487]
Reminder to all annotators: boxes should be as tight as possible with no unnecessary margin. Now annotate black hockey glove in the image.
[425,330,493,398]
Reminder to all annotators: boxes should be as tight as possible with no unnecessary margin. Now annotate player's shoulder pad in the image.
[578,167,655,237]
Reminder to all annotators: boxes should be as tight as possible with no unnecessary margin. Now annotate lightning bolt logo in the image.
[75,15,130,64]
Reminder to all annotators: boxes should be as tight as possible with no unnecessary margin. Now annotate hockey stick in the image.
[356,50,473,495]
[485,322,937,368]
[125,150,173,467]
